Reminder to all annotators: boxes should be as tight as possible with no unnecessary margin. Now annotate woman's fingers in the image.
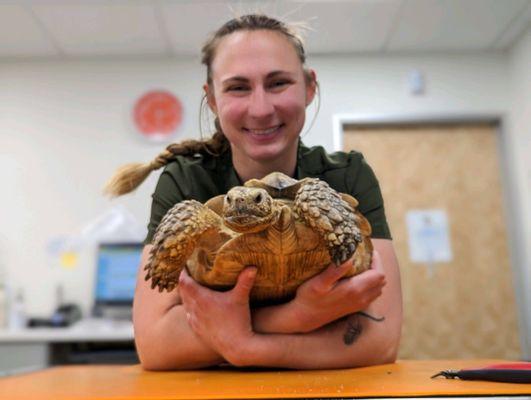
[179,269,207,319]
[360,284,385,307]
[318,249,384,292]
[333,260,386,298]
[179,269,200,298]
[230,267,257,303]
[310,259,354,292]
[179,267,257,308]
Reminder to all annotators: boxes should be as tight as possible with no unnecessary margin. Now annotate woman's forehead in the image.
[211,30,303,81]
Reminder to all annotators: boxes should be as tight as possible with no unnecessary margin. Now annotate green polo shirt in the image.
[145,142,391,243]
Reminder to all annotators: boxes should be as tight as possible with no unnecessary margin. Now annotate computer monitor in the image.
[93,242,143,318]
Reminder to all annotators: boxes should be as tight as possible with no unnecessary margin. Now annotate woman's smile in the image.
[243,124,285,142]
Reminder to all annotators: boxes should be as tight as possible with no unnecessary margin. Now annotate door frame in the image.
[333,111,530,360]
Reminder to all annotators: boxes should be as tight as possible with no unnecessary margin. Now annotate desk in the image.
[0,318,133,373]
[0,360,529,400]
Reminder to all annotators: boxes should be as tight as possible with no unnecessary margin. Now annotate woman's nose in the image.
[248,88,274,118]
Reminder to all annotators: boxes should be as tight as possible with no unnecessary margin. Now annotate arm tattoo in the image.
[356,311,385,322]
[342,312,385,346]
[343,315,362,345]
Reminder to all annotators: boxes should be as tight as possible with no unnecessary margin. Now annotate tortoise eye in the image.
[254,193,262,203]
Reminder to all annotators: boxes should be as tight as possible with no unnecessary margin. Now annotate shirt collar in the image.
[216,139,331,185]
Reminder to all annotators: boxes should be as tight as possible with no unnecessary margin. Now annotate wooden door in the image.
[344,122,520,359]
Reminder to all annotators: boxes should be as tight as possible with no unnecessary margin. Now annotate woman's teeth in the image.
[247,125,281,135]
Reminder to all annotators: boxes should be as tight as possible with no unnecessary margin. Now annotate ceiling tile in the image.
[278,0,403,53]
[387,0,529,51]
[0,4,58,57]
[161,0,402,55]
[160,0,279,56]
[31,2,168,56]
[1,0,529,59]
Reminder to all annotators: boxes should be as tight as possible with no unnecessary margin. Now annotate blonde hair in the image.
[104,14,311,197]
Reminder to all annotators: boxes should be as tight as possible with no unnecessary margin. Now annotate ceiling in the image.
[1,0,530,60]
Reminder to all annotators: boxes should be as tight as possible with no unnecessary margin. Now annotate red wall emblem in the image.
[133,90,182,140]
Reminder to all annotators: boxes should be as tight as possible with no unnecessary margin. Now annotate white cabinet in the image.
[0,319,134,375]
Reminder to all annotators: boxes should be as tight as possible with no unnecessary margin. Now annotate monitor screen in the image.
[94,242,143,305]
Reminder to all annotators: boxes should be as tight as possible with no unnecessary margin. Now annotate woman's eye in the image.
[270,80,289,88]
[226,85,248,92]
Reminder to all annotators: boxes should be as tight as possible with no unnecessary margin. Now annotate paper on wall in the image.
[406,209,453,273]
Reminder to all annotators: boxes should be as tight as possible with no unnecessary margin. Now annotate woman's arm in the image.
[133,245,225,370]
[180,239,402,369]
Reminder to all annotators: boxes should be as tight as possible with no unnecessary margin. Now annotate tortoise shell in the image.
[146,172,373,304]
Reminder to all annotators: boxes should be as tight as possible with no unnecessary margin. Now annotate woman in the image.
[106,14,402,370]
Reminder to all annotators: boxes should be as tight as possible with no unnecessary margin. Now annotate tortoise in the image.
[145,172,373,304]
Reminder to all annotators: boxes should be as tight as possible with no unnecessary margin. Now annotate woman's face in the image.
[205,30,316,163]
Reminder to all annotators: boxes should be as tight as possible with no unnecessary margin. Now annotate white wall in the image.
[0,59,206,315]
[509,27,531,357]
[0,48,528,353]
[307,53,511,147]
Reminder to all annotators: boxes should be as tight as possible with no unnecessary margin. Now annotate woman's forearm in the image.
[133,245,225,371]
[137,304,398,370]
[252,301,305,333]
[135,303,225,370]
[235,309,399,369]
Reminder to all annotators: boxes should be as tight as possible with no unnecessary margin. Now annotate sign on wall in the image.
[132,90,183,141]
[406,209,453,270]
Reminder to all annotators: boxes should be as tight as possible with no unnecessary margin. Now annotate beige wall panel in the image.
[344,123,520,359]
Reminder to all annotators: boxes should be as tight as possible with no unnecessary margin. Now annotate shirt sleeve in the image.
[347,153,392,240]
[144,171,186,244]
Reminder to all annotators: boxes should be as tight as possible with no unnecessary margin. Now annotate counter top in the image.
[0,359,529,399]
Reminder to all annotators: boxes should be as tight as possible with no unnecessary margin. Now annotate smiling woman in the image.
[104,14,402,370]
[204,29,316,178]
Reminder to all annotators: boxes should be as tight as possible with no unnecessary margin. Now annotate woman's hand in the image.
[253,251,386,334]
[178,267,258,366]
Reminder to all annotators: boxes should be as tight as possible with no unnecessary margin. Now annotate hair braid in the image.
[103,130,229,197]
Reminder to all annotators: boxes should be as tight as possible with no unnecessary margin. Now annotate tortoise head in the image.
[223,187,278,233]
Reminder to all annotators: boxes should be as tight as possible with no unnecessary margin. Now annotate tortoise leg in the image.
[146,200,223,292]
[293,179,363,266]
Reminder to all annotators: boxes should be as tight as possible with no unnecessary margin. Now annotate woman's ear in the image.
[203,83,218,114]
[305,69,317,106]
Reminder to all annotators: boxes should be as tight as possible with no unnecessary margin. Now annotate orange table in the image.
[0,359,529,399]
